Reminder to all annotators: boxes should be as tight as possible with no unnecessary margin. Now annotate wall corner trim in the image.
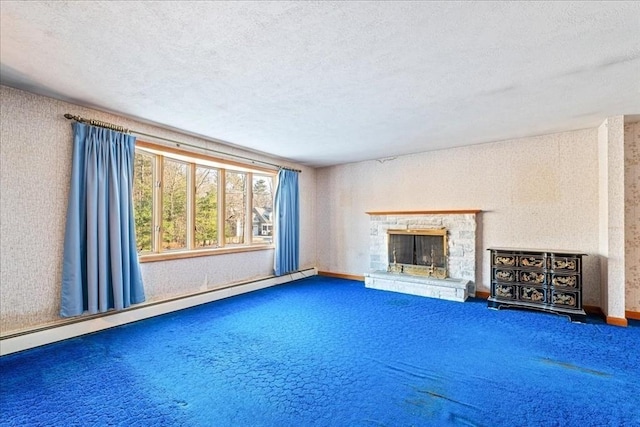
[606,316,628,327]
[475,291,490,300]
[625,311,640,321]
[317,271,365,281]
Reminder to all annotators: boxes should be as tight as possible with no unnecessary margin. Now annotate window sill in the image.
[139,244,274,263]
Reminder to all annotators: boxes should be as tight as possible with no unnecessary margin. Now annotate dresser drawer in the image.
[492,283,517,300]
[519,270,546,285]
[493,268,516,282]
[518,285,546,303]
[550,255,580,272]
[493,253,516,267]
[551,290,581,309]
[550,273,579,289]
[518,254,545,268]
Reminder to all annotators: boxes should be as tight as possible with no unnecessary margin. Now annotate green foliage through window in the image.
[133,152,153,252]
[195,167,218,248]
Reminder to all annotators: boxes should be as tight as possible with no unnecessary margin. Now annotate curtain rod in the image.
[63,114,302,173]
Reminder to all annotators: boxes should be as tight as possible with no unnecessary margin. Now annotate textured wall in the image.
[316,129,602,305]
[0,86,316,334]
[625,122,640,312]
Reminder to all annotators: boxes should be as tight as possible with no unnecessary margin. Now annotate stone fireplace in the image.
[364,210,479,302]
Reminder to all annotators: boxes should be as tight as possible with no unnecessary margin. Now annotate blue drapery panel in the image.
[60,122,145,317]
[273,169,300,276]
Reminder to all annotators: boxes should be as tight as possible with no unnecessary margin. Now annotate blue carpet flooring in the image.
[1,276,639,426]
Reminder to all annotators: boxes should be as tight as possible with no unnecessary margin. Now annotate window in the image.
[133,151,154,252]
[195,166,218,248]
[225,171,246,245]
[162,158,188,251]
[252,175,274,244]
[132,141,276,261]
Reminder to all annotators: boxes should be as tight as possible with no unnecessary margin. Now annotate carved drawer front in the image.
[518,254,545,269]
[519,286,546,303]
[551,274,579,289]
[493,268,516,282]
[492,283,517,300]
[551,290,581,309]
[550,256,580,272]
[519,270,546,285]
[493,253,516,267]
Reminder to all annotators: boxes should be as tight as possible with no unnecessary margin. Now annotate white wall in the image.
[0,86,316,334]
[316,129,602,305]
[598,116,626,320]
[598,120,610,313]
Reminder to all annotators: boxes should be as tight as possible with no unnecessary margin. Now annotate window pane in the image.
[225,171,246,245]
[162,159,188,250]
[133,151,154,252]
[252,175,274,244]
[195,166,218,248]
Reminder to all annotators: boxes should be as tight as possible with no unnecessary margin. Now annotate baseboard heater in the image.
[0,268,318,356]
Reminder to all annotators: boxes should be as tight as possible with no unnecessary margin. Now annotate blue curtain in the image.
[60,122,145,317]
[273,169,300,276]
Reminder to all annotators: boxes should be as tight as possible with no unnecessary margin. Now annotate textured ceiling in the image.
[1,1,639,167]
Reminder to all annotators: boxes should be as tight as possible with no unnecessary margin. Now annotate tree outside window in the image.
[195,166,218,248]
[133,152,154,252]
[162,159,188,250]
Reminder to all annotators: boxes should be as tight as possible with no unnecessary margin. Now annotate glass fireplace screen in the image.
[387,229,448,278]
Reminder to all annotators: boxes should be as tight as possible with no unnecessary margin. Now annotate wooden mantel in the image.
[366,209,482,215]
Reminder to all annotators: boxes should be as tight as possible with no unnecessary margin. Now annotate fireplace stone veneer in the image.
[364,210,479,302]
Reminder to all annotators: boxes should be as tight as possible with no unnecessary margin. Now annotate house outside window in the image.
[252,175,274,244]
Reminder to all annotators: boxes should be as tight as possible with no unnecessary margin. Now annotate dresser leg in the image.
[569,312,587,323]
[487,299,501,310]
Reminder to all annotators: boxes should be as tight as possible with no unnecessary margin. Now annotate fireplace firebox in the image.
[387,229,448,279]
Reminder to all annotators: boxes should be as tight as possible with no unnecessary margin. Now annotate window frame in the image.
[134,140,276,263]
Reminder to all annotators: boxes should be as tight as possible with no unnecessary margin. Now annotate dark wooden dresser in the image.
[487,248,587,322]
